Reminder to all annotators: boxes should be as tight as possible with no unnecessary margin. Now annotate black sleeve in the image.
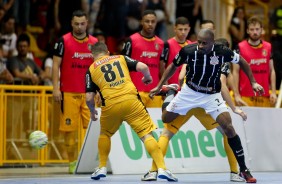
[53,37,64,57]
[124,56,138,72]
[160,41,169,64]
[173,46,189,67]
[85,69,99,92]
[219,45,239,63]
[121,38,132,56]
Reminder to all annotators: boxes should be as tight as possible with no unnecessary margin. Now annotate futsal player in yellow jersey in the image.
[85,42,177,182]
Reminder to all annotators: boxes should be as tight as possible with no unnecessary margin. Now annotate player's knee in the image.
[162,112,178,123]
[223,124,236,138]
[64,132,76,146]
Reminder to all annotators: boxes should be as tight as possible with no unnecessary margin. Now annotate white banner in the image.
[76,107,282,174]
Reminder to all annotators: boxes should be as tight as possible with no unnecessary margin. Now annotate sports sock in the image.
[150,135,170,171]
[98,134,111,168]
[144,136,166,170]
[64,132,76,162]
[224,135,239,173]
[228,134,247,171]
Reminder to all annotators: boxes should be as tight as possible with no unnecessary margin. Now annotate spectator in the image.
[0,0,14,16]
[233,16,277,107]
[0,14,17,59]
[7,33,45,85]
[228,6,247,51]
[122,10,165,107]
[0,5,6,22]
[5,33,46,153]
[0,43,13,83]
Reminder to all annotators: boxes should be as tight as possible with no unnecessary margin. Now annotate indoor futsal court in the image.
[0,166,281,184]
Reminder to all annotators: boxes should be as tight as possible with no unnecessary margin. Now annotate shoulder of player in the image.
[182,43,197,52]
[214,43,231,53]
[88,34,98,42]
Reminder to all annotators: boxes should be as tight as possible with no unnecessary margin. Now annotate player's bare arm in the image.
[86,92,98,121]
[52,55,62,102]
[149,63,178,97]
[269,58,277,105]
[221,74,247,121]
[136,62,153,85]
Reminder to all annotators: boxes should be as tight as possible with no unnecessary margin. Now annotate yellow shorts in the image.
[164,107,219,134]
[139,91,163,107]
[100,98,157,138]
[59,92,90,132]
[242,96,272,107]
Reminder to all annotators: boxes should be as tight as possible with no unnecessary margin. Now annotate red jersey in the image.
[238,40,271,96]
[124,33,164,92]
[162,38,193,84]
[59,33,98,93]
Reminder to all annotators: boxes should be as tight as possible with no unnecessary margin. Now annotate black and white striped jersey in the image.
[173,43,240,94]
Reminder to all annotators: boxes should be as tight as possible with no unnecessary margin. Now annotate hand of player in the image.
[269,93,277,105]
[234,95,248,106]
[252,82,264,96]
[142,75,153,85]
[149,86,161,99]
[53,89,62,103]
[233,107,247,121]
[90,109,98,121]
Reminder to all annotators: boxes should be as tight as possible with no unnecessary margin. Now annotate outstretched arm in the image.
[221,74,247,121]
[149,63,178,97]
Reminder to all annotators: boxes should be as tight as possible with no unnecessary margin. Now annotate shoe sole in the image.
[141,178,157,181]
[91,174,106,180]
[230,179,246,182]
[158,175,178,182]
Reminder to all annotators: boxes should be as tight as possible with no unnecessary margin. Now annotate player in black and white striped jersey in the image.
[149,29,264,183]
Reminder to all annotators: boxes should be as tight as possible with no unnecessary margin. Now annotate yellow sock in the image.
[98,134,111,168]
[151,135,169,171]
[64,132,76,162]
[144,136,166,170]
[224,135,238,173]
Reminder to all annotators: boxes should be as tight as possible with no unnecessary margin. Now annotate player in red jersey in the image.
[52,10,98,174]
[122,9,164,107]
[233,16,277,107]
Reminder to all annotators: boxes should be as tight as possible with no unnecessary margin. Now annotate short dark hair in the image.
[142,9,156,18]
[215,38,230,48]
[16,33,30,46]
[175,17,190,26]
[72,10,87,20]
[201,20,215,26]
[247,16,263,28]
[90,42,108,56]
